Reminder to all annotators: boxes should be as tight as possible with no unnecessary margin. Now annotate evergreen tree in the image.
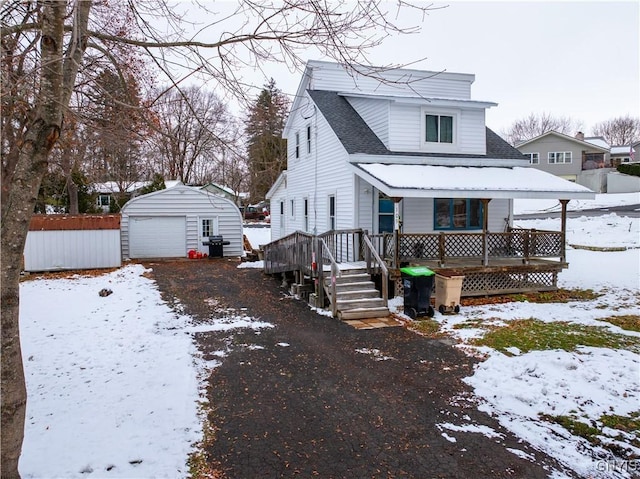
[245,80,289,201]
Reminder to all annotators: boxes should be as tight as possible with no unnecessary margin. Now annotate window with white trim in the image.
[303,198,309,232]
[525,152,539,164]
[295,132,300,159]
[290,199,295,218]
[306,125,312,154]
[548,151,572,164]
[425,114,454,144]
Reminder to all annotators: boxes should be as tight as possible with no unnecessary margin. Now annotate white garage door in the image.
[128,216,186,258]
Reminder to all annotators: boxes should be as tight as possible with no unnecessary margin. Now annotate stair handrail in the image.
[318,237,340,317]
[363,233,389,303]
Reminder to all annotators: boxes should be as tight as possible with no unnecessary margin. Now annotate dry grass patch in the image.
[472,318,640,355]
[598,314,640,333]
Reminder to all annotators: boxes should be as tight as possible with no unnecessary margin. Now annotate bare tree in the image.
[591,115,640,146]
[502,112,583,145]
[148,85,235,184]
[1,1,437,476]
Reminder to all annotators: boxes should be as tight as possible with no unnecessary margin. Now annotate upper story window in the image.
[295,132,300,159]
[425,114,453,144]
[306,125,312,154]
[525,153,539,164]
[548,151,572,164]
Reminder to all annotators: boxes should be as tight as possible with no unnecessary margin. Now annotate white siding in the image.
[346,97,390,147]
[121,185,243,258]
[309,61,473,99]
[388,104,486,154]
[24,230,121,272]
[278,92,354,239]
[356,176,374,232]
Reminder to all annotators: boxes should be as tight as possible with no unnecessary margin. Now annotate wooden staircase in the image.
[325,267,390,320]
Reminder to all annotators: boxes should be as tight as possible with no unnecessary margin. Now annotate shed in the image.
[120,185,243,259]
[24,215,122,272]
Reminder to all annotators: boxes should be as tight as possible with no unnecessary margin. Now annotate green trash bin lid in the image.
[400,266,435,277]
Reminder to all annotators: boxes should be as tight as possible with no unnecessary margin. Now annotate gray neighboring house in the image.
[120,184,243,259]
[516,131,611,192]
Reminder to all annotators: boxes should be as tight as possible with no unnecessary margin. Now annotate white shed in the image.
[120,185,243,259]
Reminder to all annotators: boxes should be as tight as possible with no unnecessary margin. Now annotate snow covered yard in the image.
[17,192,639,479]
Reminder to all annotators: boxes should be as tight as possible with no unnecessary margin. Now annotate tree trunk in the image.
[68,178,79,214]
[1,2,91,476]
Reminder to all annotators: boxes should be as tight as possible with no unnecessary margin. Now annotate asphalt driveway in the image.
[148,258,574,479]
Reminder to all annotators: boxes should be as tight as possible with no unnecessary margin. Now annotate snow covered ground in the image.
[18,193,639,478]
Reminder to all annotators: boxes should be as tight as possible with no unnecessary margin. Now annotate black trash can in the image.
[203,235,230,258]
[400,266,435,318]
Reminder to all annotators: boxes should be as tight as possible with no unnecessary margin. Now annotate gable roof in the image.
[516,130,610,153]
[307,90,524,161]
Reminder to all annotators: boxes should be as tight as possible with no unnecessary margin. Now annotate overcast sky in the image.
[179,1,639,136]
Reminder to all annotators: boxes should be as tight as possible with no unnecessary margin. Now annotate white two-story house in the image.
[265,61,594,318]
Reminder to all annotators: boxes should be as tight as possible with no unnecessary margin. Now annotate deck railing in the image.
[369,228,563,267]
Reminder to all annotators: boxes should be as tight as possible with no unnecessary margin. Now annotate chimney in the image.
[575,131,585,141]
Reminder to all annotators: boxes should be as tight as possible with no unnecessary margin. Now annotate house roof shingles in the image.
[307,90,525,161]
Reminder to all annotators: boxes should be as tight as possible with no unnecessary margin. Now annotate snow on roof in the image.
[91,181,150,194]
[351,164,595,200]
[584,137,610,149]
[611,145,634,155]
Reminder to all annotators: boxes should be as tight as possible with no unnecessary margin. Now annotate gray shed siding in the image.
[120,185,243,259]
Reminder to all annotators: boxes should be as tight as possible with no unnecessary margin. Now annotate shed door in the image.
[129,216,186,258]
[198,217,219,254]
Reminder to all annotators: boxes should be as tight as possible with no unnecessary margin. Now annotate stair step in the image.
[336,297,386,310]
[328,273,371,284]
[335,289,380,300]
[339,307,391,320]
[332,281,376,292]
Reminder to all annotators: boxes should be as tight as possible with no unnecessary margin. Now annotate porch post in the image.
[481,198,491,266]
[392,197,402,268]
[560,199,569,263]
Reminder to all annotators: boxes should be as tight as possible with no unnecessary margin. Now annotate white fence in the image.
[23,215,122,272]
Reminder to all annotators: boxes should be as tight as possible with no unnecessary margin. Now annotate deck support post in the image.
[481,198,491,266]
[392,197,402,268]
[560,199,569,263]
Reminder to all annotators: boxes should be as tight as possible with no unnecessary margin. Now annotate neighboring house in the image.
[201,182,248,205]
[120,184,243,259]
[91,181,151,212]
[517,131,610,190]
[610,144,636,166]
[264,60,594,318]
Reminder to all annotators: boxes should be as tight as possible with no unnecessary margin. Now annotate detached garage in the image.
[121,184,243,259]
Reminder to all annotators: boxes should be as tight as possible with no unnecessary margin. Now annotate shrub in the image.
[617,163,640,177]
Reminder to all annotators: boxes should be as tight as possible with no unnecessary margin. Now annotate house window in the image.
[328,195,335,230]
[434,198,483,230]
[306,125,312,154]
[303,198,309,232]
[525,152,539,164]
[548,151,572,164]
[97,194,110,207]
[295,132,300,159]
[279,201,284,216]
[201,219,213,238]
[290,199,295,218]
[425,114,453,144]
[378,195,394,233]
